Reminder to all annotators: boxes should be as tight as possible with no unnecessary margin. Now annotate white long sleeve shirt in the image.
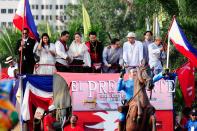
[123,40,143,67]
[148,42,165,69]
[55,40,69,66]
[68,41,91,67]
[8,62,18,77]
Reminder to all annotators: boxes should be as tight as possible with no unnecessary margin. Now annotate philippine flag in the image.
[13,0,39,41]
[168,17,197,67]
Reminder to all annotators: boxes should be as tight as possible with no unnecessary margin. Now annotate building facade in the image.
[0,0,78,30]
[0,0,19,28]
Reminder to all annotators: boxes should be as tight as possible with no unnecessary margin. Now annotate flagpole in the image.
[19,0,26,74]
[20,1,26,130]
[162,15,176,68]
[166,36,170,68]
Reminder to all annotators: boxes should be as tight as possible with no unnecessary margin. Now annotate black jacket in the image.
[16,37,36,64]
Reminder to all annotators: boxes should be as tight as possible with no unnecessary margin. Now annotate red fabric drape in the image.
[28,91,52,131]
[176,61,195,107]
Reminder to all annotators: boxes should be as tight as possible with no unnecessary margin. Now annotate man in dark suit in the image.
[16,28,36,74]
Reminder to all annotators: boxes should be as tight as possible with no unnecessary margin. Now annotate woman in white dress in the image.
[69,32,91,72]
[34,33,56,74]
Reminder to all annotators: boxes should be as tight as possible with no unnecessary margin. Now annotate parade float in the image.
[17,72,174,131]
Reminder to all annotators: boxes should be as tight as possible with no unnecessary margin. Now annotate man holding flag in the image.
[16,28,36,74]
[13,0,39,74]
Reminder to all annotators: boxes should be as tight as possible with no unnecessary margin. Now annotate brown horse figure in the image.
[125,63,156,131]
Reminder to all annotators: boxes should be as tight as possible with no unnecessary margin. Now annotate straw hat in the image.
[5,56,13,64]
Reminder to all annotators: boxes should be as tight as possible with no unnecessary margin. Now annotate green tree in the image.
[0,28,21,67]
[65,0,138,45]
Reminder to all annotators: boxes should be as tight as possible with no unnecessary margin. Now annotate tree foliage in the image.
[0,28,21,66]
[65,0,138,45]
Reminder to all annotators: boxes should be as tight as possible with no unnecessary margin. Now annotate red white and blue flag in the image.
[13,0,39,41]
[168,18,197,67]
[18,75,53,130]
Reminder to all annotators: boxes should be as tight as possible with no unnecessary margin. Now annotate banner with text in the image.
[57,73,173,111]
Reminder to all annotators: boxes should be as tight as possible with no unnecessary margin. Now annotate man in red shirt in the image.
[64,114,84,131]
[85,31,103,73]
[43,105,57,131]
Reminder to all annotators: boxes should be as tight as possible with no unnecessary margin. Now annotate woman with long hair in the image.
[34,33,56,74]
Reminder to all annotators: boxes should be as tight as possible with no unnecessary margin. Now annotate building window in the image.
[64,5,66,9]
[56,5,58,9]
[32,5,35,9]
[46,15,49,20]
[56,15,59,20]
[64,16,67,20]
[1,9,6,14]
[8,22,12,27]
[50,5,52,9]
[33,15,39,20]
[41,5,44,9]
[50,15,52,20]
[46,5,48,9]
[8,9,13,14]
[36,5,39,9]
[60,5,63,9]
[41,15,44,20]
[59,16,63,22]
[2,22,6,27]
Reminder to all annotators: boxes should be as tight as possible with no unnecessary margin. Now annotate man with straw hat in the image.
[5,56,18,78]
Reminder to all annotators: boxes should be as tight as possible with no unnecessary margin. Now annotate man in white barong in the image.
[148,36,166,75]
[123,32,143,72]
[55,31,72,72]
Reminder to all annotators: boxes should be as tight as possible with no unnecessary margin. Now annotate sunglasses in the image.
[23,33,28,35]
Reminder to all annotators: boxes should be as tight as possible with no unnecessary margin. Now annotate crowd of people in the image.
[175,107,197,131]
[3,28,197,131]
[33,104,83,131]
[5,28,167,78]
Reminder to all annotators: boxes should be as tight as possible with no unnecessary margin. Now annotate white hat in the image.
[5,56,13,64]
[48,105,56,111]
[127,32,136,38]
[155,36,162,40]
